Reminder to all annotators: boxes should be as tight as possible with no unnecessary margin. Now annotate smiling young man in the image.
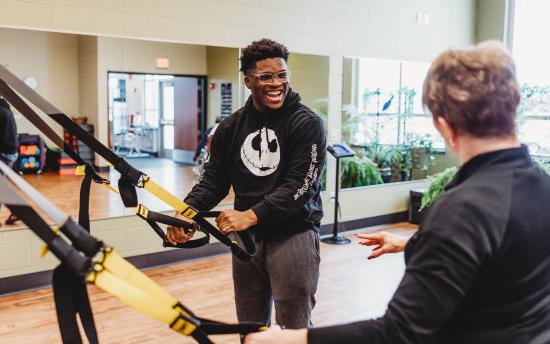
[167,39,327,329]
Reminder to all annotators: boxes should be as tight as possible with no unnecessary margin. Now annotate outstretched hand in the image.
[356,231,409,259]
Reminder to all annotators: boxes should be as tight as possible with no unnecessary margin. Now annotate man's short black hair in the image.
[239,38,289,73]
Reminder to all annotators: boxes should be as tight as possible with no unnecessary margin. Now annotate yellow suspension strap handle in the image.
[87,247,267,343]
[135,204,210,249]
[138,175,257,261]
[87,247,199,336]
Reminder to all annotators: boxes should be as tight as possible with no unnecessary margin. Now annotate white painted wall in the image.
[0,28,80,147]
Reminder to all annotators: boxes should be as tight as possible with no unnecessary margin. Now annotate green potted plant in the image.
[408,166,457,225]
[394,143,413,181]
[420,167,458,211]
[340,157,383,188]
[409,134,436,180]
[366,144,402,183]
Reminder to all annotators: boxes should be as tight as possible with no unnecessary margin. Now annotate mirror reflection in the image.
[341,56,457,188]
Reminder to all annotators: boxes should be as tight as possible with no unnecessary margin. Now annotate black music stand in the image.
[322,143,356,245]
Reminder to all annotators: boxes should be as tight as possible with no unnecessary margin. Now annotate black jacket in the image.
[309,146,550,344]
[0,99,18,154]
[184,90,326,237]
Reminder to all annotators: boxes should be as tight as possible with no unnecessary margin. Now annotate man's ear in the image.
[244,75,252,90]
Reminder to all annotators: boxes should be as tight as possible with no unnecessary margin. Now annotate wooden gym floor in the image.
[0,223,417,344]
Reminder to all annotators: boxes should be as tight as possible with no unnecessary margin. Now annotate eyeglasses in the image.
[246,70,291,84]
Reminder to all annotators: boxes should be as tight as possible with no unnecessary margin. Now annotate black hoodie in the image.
[0,99,18,154]
[184,89,326,237]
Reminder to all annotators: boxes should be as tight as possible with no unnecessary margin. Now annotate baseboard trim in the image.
[0,212,407,295]
[319,211,408,236]
[0,270,52,296]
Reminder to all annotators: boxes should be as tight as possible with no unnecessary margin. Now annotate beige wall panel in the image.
[206,46,239,126]
[0,0,476,61]
[0,28,80,147]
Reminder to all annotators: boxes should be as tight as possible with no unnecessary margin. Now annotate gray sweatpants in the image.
[232,229,320,329]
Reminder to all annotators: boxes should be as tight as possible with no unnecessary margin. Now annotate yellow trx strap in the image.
[87,247,198,336]
[141,176,198,219]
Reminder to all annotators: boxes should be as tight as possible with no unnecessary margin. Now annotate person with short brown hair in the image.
[423,40,520,138]
[246,42,550,344]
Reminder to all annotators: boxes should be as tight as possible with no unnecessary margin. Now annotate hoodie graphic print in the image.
[240,127,280,177]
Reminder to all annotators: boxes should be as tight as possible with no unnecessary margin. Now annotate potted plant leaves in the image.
[409,166,458,225]
[420,167,458,211]
[395,143,413,181]
[366,143,402,183]
[340,156,383,188]
[409,134,436,180]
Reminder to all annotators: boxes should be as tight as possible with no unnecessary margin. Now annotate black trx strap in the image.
[136,204,211,249]
[0,166,266,344]
[53,265,99,344]
[78,164,109,232]
[0,65,255,261]
[134,205,256,257]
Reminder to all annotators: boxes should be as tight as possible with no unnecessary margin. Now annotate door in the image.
[173,77,202,164]
[159,80,175,158]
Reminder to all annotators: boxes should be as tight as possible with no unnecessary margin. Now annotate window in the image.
[342,57,444,149]
[513,0,550,156]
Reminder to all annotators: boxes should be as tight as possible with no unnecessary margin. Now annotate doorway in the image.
[107,72,206,163]
[159,79,175,158]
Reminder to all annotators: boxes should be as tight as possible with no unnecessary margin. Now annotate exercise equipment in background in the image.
[17,134,46,175]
